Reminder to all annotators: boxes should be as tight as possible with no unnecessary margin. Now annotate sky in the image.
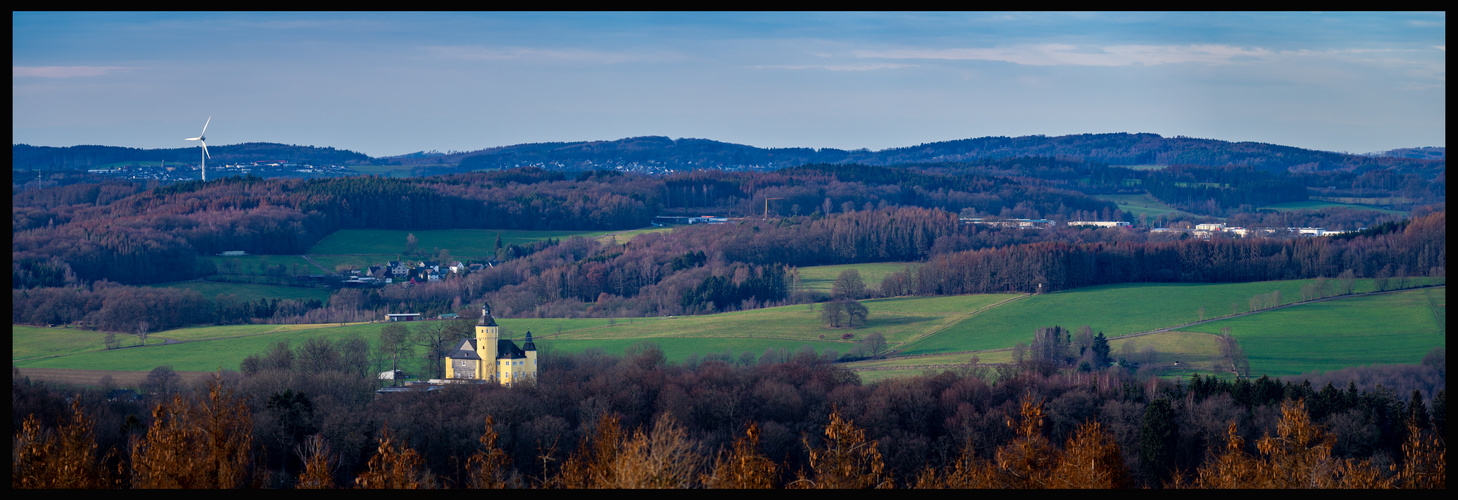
[12,12,1446,158]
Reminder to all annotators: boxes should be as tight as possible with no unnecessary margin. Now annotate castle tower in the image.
[475,302,499,380]
[522,330,537,381]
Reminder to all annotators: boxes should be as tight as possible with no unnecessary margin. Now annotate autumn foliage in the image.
[12,361,1445,489]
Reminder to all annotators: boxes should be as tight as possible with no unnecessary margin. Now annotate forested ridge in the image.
[425,132,1443,176]
[11,341,1446,488]
[12,142,372,170]
[11,153,1445,331]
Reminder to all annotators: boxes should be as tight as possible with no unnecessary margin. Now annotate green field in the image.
[1258,200,1406,215]
[898,278,1442,356]
[204,254,324,276]
[795,262,917,294]
[1183,287,1444,378]
[149,280,333,304]
[13,322,385,372]
[308,228,622,257]
[11,294,1017,374]
[1093,192,1204,219]
[13,278,1442,381]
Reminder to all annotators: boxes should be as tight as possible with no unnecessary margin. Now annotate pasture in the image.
[1092,192,1202,219]
[794,262,918,294]
[149,280,333,304]
[897,277,1441,356]
[12,278,1442,383]
[1183,287,1444,378]
[1258,200,1406,215]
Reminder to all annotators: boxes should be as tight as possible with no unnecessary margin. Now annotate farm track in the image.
[299,255,335,274]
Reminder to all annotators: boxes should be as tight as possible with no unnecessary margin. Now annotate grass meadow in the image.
[149,280,333,304]
[13,278,1441,382]
[1258,200,1406,215]
[1092,192,1204,219]
[1182,287,1444,378]
[794,262,918,294]
[897,278,1441,357]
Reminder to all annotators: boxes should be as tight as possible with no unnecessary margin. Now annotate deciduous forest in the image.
[11,340,1446,488]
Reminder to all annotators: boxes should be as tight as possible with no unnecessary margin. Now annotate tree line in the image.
[12,338,1445,488]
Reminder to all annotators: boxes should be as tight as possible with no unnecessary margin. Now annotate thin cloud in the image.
[423,45,653,64]
[13,66,133,78]
[855,44,1278,67]
[753,63,918,71]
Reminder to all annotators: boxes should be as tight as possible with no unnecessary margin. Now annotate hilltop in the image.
[16,132,1442,176]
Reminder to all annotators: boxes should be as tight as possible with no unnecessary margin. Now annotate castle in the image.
[443,302,536,385]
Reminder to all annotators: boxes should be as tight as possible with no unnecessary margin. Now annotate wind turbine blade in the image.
[200,116,210,135]
[201,141,210,159]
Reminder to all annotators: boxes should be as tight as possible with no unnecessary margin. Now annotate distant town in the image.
[84,160,357,182]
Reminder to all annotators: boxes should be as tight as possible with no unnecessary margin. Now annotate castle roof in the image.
[446,338,528,360]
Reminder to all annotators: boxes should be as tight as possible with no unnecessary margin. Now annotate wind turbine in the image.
[185,117,211,181]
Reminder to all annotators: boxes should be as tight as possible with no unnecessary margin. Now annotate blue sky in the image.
[13,12,1446,158]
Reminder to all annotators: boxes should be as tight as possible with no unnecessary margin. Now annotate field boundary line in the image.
[299,255,334,274]
[1109,283,1446,341]
[872,283,1444,364]
[892,293,1032,353]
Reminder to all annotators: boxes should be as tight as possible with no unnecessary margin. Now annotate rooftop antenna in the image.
[184,117,211,181]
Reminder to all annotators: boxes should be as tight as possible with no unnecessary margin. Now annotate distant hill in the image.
[16,133,1441,176]
[1377,147,1444,161]
[398,133,1442,175]
[12,142,372,170]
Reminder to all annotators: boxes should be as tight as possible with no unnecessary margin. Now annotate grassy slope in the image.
[1093,192,1204,219]
[1258,200,1406,215]
[12,294,1016,373]
[14,279,1441,380]
[794,262,917,293]
[898,278,1438,356]
[149,281,333,304]
[1182,287,1444,378]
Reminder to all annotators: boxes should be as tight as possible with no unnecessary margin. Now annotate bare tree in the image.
[378,323,414,386]
[831,269,865,300]
[861,332,889,359]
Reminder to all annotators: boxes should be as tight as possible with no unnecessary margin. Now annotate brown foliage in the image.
[1192,399,1393,488]
[1395,420,1445,489]
[550,413,705,488]
[989,394,1057,488]
[13,398,114,488]
[130,373,257,488]
[610,413,704,488]
[916,394,1129,489]
[354,425,429,489]
[703,422,779,488]
[466,416,514,489]
[293,434,336,489]
[789,406,891,489]
[1049,420,1130,488]
[551,413,625,488]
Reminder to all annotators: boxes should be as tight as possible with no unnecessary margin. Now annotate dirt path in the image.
[299,255,334,274]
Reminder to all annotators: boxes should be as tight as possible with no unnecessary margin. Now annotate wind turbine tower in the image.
[185,117,211,181]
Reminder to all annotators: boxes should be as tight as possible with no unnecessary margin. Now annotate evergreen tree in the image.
[1139,398,1179,485]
